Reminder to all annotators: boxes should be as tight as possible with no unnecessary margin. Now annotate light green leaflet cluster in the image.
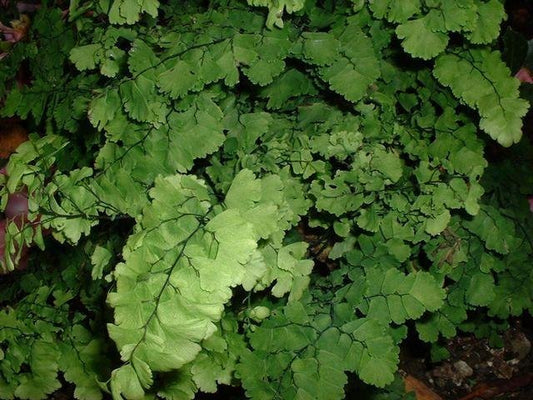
[0,0,532,399]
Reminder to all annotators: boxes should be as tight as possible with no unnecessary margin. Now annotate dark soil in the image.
[400,317,533,400]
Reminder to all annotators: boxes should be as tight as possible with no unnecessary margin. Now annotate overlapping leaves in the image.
[0,1,532,399]
[107,170,309,397]
[433,49,529,146]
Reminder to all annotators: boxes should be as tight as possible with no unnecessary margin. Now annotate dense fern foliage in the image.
[0,0,532,399]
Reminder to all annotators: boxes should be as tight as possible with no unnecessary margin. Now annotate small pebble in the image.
[510,332,531,360]
[454,360,473,378]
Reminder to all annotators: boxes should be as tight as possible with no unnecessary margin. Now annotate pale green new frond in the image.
[229,170,313,298]
[433,49,530,146]
[107,170,295,397]
[244,242,314,300]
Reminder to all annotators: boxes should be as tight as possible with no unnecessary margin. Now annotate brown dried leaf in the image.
[0,121,28,159]
[404,375,444,400]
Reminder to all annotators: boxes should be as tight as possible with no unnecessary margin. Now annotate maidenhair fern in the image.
[0,0,531,399]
